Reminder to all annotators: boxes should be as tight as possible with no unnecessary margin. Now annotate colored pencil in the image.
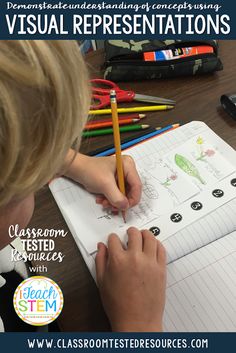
[84,118,140,130]
[110,90,126,223]
[87,126,157,156]
[96,124,180,157]
[87,114,146,125]
[89,105,174,115]
[82,124,150,138]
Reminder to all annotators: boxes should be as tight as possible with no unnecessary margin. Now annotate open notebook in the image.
[50,121,236,332]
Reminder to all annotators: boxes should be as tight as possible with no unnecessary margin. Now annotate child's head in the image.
[0,41,90,209]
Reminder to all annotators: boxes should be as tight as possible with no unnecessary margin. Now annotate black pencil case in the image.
[103,40,223,82]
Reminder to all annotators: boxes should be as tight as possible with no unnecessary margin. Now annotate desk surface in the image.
[29,40,236,331]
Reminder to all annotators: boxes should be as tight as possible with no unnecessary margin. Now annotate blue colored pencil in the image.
[96,124,180,157]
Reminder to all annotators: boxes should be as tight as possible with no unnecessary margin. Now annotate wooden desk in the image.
[29,40,236,331]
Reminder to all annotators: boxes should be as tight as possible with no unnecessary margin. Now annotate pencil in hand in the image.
[110,89,126,223]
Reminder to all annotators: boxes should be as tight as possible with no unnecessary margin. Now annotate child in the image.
[0,41,166,332]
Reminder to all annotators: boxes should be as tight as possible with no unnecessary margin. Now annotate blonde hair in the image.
[0,41,90,208]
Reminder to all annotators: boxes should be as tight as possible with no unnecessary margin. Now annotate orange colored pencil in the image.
[84,118,140,130]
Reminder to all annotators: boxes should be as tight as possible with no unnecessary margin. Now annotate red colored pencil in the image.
[84,118,140,130]
[86,114,146,125]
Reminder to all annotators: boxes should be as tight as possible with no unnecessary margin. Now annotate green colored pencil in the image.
[82,124,150,138]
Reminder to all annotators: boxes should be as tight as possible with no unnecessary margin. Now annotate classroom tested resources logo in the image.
[13,276,64,326]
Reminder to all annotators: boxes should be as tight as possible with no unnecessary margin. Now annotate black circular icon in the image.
[212,189,224,198]
[231,178,236,187]
[191,201,203,211]
[170,213,183,223]
[149,226,160,237]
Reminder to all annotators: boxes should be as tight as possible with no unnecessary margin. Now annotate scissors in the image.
[90,79,176,109]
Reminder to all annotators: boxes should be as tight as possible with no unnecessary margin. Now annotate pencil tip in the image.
[122,211,126,223]
[142,124,150,129]
[173,123,180,128]
[167,105,175,109]
[155,127,162,130]
[139,114,146,118]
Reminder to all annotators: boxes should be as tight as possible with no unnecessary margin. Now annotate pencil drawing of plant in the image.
[175,154,206,184]
[161,173,178,187]
[143,181,159,199]
[196,148,216,161]
[195,136,216,161]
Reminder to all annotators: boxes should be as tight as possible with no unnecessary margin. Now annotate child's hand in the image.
[95,227,166,332]
[64,152,142,211]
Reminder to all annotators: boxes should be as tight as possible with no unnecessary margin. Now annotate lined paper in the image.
[162,198,236,264]
[152,176,236,262]
[164,231,236,332]
[69,211,236,332]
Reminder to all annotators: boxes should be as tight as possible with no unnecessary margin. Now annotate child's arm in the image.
[96,227,166,332]
[62,149,142,210]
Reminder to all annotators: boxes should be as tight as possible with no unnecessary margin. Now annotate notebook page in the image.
[50,122,207,253]
[67,218,236,332]
[160,196,236,263]
[61,198,236,282]
[50,121,236,255]
[164,231,236,332]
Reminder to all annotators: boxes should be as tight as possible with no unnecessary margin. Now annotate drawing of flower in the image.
[196,148,216,161]
[161,174,178,187]
[197,136,204,145]
[205,149,215,157]
[170,174,177,181]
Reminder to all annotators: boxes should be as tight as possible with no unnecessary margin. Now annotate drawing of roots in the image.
[143,183,159,199]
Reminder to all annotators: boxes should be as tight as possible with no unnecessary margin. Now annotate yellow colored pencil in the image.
[89,105,174,115]
[110,90,126,223]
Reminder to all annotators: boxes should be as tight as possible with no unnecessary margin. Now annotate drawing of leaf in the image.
[175,154,206,184]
